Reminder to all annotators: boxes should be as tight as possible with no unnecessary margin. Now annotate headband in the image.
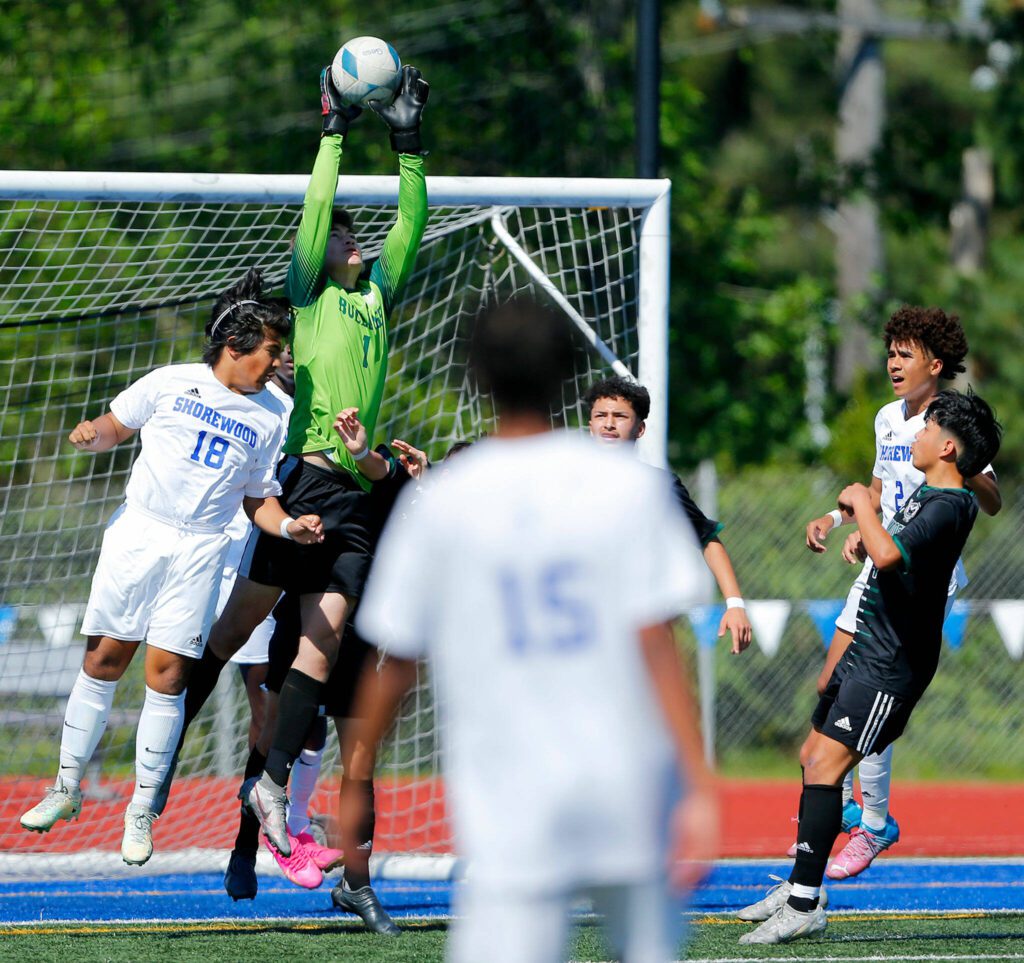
[210,299,260,339]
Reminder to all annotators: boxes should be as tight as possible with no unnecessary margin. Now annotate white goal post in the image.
[0,171,670,879]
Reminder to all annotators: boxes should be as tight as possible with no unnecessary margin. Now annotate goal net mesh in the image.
[0,182,651,878]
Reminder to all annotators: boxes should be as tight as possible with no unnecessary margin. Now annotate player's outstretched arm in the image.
[390,439,429,479]
[838,483,900,570]
[284,68,362,309]
[242,495,324,545]
[370,66,429,316]
[333,407,390,481]
[639,620,719,890]
[68,412,135,452]
[966,468,1001,516]
[337,657,419,857]
[702,541,752,654]
[806,477,880,552]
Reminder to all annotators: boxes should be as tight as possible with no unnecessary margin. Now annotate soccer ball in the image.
[331,37,402,107]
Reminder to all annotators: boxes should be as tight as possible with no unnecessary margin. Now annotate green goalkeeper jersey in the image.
[283,134,427,490]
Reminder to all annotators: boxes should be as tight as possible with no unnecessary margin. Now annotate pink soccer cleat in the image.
[296,831,344,872]
[826,817,900,880]
[265,832,323,889]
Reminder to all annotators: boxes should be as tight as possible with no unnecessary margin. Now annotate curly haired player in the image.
[797,306,1000,879]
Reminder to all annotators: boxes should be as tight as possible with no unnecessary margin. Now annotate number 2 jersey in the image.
[872,399,992,590]
[283,134,427,490]
[356,432,706,891]
[109,363,289,531]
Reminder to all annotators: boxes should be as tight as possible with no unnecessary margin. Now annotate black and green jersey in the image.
[283,134,427,490]
[841,485,978,697]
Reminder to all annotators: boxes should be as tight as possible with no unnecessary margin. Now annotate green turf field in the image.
[2,912,1022,962]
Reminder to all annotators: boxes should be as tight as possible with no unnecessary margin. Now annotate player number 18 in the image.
[190,431,229,469]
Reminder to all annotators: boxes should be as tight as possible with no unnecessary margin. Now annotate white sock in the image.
[790,882,819,902]
[287,746,324,836]
[58,669,117,791]
[842,770,855,806]
[132,687,185,810]
[858,743,893,832]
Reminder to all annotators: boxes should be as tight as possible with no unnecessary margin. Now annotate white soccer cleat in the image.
[121,804,158,865]
[738,902,827,945]
[735,875,828,922]
[244,775,291,856]
[20,778,83,833]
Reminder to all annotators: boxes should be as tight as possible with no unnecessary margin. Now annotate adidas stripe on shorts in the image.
[811,669,915,756]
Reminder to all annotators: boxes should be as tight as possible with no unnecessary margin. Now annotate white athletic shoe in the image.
[121,804,158,865]
[20,777,83,833]
[738,902,828,945]
[244,775,291,856]
[735,875,828,922]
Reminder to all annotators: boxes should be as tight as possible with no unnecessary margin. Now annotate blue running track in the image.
[1,860,1022,925]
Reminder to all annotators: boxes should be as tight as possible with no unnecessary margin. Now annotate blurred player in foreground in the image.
[20,269,323,865]
[739,389,1001,944]
[801,307,1000,877]
[340,299,719,962]
[584,376,752,654]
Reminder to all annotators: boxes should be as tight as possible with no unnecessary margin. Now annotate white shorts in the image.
[835,556,964,636]
[448,877,683,963]
[80,504,230,658]
[216,540,274,667]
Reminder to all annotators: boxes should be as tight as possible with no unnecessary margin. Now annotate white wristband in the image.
[351,446,370,461]
[279,517,294,540]
[828,509,844,529]
[725,597,745,610]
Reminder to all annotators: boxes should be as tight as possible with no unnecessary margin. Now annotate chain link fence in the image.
[677,464,1024,780]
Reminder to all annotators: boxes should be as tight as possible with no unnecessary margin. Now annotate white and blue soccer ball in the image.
[331,37,402,107]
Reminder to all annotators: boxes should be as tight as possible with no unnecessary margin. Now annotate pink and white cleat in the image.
[265,832,323,889]
[296,831,344,872]
[826,816,900,879]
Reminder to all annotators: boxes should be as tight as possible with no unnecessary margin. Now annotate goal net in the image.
[0,171,669,879]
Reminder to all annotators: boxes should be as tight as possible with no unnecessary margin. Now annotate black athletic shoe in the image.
[331,880,401,935]
[224,848,258,901]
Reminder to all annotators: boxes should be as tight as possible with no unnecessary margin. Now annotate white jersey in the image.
[357,430,705,891]
[872,399,992,589]
[110,363,287,532]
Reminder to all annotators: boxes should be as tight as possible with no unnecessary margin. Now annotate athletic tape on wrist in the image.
[352,447,370,461]
[280,517,295,540]
[726,597,745,610]
[828,509,844,528]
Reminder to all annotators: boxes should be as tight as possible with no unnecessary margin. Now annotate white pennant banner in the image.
[990,600,1024,661]
[36,603,85,648]
[747,600,791,658]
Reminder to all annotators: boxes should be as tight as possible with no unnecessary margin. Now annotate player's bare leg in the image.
[787,628,861,857]
[247,591,349,855]
[331,713,399,936]
[122,646,192,865]
[21,635,138,833]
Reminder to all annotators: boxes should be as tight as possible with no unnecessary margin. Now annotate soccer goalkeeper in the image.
[168,63,428,931]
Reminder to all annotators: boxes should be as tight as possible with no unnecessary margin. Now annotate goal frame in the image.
[0,170,671,466]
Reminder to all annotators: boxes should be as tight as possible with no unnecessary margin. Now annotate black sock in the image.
[305,713,328,752]
[183,646,228,734]
[264,669,323,788]
[234,747,267,852]
[788,783,842,911]
[343,778,375,891]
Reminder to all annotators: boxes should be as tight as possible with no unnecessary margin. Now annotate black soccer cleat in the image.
[224,848,258,901]
[331,880,401,936]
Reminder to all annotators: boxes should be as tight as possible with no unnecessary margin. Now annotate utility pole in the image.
[834,0,885,392]
[636,0,661,178]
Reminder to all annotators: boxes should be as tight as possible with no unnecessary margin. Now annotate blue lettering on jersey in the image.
[879,443,912,462]
[174,396,258,448]
[338,291,385,331]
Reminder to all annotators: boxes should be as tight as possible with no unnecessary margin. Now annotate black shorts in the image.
[241,455,374,599]
[264,593,374,719]
[812,670,916,756]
